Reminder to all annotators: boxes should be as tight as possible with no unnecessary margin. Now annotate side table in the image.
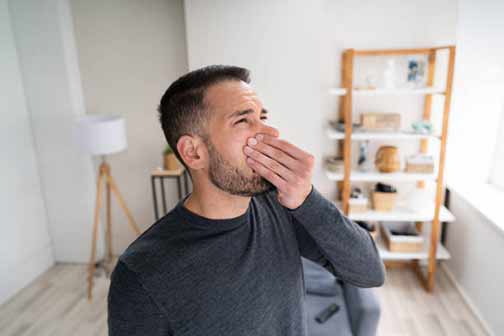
[151,167,190,220]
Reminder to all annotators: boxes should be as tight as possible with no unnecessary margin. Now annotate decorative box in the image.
[349,197,369,213]
[405,154,434,173]
[381,224,424,253]
[361,113,401,131]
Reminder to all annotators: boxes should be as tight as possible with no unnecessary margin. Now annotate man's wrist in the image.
[287,184,314,212]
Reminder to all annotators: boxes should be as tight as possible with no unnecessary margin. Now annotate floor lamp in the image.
[76,115,141,301]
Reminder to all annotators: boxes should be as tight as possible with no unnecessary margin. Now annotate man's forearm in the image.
[288,186,385,287]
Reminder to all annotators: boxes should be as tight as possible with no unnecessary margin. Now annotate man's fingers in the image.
[246,139,303,173]
[244,145,297,182]
[257,134,310,162]
[246,157,287,190]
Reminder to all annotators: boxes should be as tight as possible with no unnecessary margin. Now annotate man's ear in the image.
[176,135,208,170]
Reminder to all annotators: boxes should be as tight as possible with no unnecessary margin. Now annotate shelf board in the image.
[334,201,456,222]
[326,128,440,140]
[325,169,437,182]
[328,88,347,95]
[328,87,446,96]
[355,87,446,96]
[375,235,450,261]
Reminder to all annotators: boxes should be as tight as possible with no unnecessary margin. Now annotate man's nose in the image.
[258,124,280,138]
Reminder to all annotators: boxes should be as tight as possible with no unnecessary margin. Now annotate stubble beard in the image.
[206,138,275,197]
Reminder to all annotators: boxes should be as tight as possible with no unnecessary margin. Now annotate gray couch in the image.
[302,257,381,336]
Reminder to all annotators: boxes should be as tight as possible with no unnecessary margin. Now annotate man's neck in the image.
[183,182,251,220]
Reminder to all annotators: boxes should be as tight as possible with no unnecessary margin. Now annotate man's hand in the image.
[243,133,315,209]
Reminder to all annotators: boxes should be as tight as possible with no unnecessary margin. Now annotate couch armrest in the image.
[342,281,381,336]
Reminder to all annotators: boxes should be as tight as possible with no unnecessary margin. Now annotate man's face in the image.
[203,80,279,197]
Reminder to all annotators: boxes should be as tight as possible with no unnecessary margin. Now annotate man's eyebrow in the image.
[227,108,268,120]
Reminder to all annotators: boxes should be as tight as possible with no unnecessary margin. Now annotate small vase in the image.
[375,145,400,173]
[383,59,396,89]
[164,153,179,170]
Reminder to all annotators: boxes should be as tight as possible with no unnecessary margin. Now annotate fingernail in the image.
[244,146,253,154]
[248,138,257,146]
[256,134,264,141]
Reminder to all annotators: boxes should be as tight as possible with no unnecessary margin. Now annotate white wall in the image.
[70,0,189,254]
[184,0,457,199]
[8,0,100,264]
[445,191,503,335]
[445,0,504,334]
[445,0,504,186]
[0,0,54,304]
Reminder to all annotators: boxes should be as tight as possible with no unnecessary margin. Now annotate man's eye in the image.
[235,117,268,125]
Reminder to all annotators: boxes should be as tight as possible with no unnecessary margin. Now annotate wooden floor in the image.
[0,262,489,336]
[375,266,488,336]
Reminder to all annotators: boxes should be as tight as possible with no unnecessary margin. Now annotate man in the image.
[108,65,385,335]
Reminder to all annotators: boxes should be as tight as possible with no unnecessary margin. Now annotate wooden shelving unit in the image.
[329,46,456,292]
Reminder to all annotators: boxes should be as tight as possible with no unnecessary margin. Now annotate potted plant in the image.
[163,144,180,170]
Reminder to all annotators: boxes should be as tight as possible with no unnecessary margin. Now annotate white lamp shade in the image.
[75,115,127,156]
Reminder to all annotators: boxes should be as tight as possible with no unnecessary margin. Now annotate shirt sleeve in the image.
[286,185,385,288]
[108,260,173,336]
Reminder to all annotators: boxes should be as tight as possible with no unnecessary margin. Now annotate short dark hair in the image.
[157,65,251,171]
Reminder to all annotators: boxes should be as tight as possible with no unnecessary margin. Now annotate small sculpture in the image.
[357,140,373,172]
[411,120,433,134]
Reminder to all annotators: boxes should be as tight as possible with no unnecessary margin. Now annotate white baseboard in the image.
[0,243,54,305]
[441,264,495,336]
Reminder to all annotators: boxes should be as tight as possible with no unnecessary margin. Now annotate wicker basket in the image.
[371,191,397,211]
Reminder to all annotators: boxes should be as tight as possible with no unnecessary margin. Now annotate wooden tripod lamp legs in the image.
[87,162,141,300]
[105,173,141,236]
[87,166,104,300]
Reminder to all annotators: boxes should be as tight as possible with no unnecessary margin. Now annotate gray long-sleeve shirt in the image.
[107,185,385,335]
